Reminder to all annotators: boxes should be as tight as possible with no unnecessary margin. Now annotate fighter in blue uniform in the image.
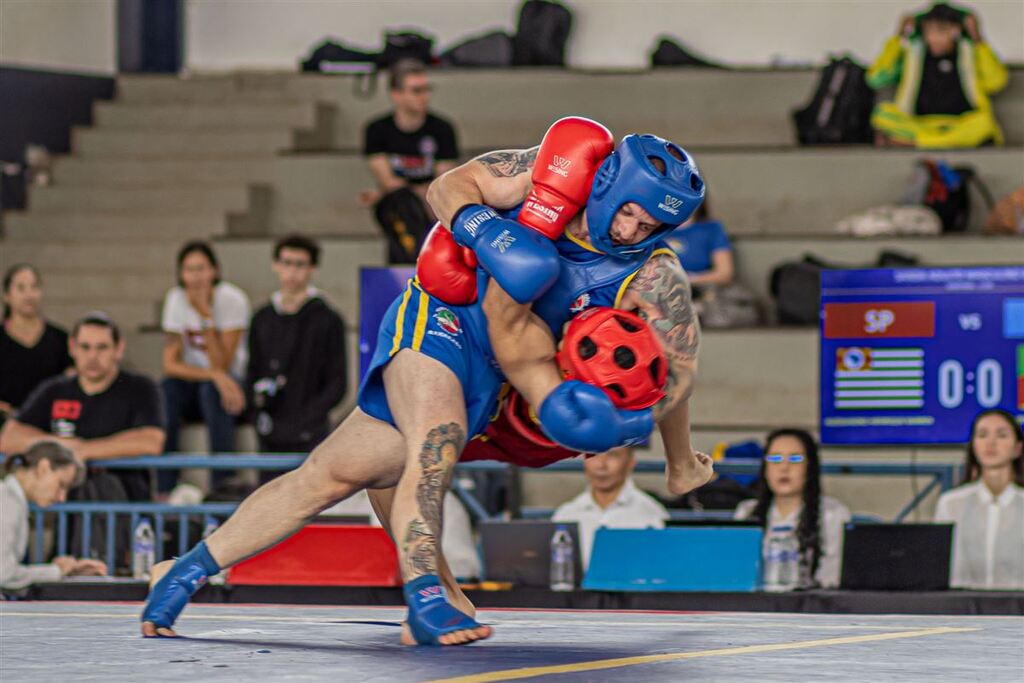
[140,120,715,648]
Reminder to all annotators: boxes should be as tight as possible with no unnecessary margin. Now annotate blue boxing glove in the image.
[537,380,654,453]
[450,204,560,303]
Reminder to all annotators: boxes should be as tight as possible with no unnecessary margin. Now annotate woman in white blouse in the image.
[935,409,1024,590]
[1,441,106,591]
[735,428,851,590]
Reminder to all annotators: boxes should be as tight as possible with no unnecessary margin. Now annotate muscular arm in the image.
[618,253,700,420]
[482,283,563,410]
[425,147,538,226]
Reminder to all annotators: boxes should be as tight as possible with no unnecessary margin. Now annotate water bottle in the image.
[549,525,575,592]
[132,519,155,580]
[763,525,799,592]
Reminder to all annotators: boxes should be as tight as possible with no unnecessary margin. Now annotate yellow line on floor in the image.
[424,627,980,683]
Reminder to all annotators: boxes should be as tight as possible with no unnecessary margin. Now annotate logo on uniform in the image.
[525,200,562,224]
[490,229,517,254]
[548,155,572,178]
[658,194,684,215]
[434,308,462,335]
[569,293,591,313]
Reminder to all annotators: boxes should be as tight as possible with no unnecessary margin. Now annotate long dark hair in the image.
[176,240,221,287]
[2,263,41,321]
[963,409,1024,486]
[750,428,823,583]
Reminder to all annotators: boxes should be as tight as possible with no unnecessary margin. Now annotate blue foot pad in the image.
[403,575,486,646]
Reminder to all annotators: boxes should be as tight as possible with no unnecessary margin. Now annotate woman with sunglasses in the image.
[734,428,851,590]
[934,409,1024,590]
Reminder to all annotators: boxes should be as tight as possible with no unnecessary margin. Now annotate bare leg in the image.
[383,350,491,646]
[142,409,405,636]
[369,487,477,646]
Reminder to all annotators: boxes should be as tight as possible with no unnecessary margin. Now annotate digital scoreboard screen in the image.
[820,266,1024,445]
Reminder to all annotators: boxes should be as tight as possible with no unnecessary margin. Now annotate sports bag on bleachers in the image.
[769,251,919,325]
[905,159,995,233]
[441,31,514,67]
[373,187,433,264]
[379,32,435,68]
[513,0,572,66]
[792,56,874,145]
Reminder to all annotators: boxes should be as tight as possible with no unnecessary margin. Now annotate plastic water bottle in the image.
[763,525,800,592]
[549,525,575,591]
[132,519,155,580]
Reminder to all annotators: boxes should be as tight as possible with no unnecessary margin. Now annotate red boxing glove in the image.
[520,117,614,240]
[415,223,479,305]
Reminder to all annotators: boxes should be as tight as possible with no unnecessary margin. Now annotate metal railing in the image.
[30,454,960,574]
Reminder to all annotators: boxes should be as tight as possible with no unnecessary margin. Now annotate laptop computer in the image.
[479,520,583,588]
[840,523,953,591]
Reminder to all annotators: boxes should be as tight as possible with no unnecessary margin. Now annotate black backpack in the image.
[770,251,919,325]
[373,187,433,264]
[913,159,995,233]
[792,56,874,145]
[379,31,435,69]
[513,0,572,66]
[650,37,721,68]
[300,39,379,72]
[440,31,514,67]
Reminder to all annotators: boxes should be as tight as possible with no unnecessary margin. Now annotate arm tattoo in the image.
[624,255,700,415]
[476,147,539,178]
[401,422,465,577]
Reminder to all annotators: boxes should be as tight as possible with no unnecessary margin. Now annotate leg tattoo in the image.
[401,423,465,577]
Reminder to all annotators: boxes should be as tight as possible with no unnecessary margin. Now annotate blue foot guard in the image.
[404,575,487,646]
[140,541,221,636]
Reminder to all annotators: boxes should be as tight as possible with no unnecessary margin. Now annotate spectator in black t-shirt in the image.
[0,265,72,430]
[0,313,165,501]
[247,235,347,482]
[360,59,460,263]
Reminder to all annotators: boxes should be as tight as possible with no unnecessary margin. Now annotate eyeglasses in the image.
[276,258,312,269]
[406,85,433,95]
[764,454,806,464]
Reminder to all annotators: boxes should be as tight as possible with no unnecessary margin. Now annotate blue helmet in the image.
[585,134,705,257]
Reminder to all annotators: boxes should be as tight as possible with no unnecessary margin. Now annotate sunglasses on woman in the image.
[764,454,806,464]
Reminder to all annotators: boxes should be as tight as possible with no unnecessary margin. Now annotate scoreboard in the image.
[358,267,414,380]
[820,266,1024,445]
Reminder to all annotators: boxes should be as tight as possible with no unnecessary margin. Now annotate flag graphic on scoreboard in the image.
[834,347,924,410]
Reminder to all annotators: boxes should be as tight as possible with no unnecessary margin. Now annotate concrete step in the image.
[27,184,253,213]
[42,272,175,302]
[2,212,229,242]
[698,147,1024,235]
[93,101,323,130]
[732,234,1024,316]
[44,301,161,331]
[52,157,279,187]
[72,128,294,158]
[114,68,1024,148]
[0,241,181,274]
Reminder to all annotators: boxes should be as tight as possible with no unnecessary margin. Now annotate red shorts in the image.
[459,389,586,468]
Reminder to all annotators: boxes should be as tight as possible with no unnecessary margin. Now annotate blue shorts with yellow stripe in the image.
[356,279,505,439]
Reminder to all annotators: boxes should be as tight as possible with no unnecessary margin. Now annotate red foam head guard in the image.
[556,307,668,410]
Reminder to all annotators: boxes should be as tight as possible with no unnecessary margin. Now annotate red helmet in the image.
[556,307,668,410]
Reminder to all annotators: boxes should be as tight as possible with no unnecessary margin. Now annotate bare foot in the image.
[667,451,715,496]
[141,560,177,637]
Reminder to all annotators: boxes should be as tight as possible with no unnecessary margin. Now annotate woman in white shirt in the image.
[934,409,1024,590]
[735,428,851,590]
[1,441,106,591]
[160,241,250,494]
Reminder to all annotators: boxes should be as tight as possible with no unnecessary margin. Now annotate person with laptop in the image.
[552,446,670,569]
[734,429,851,590]
[934,409,1024,590]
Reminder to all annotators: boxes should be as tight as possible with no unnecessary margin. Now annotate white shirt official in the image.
[934,481,1024,590]
[734,495,852,589]
[552,478,670,569]
[1,474,62,591]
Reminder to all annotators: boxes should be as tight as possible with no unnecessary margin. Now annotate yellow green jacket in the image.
[866,34,1008,115]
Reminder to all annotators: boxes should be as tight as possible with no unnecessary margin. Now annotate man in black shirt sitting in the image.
[359,59,460,263]
[247,235,347,482]
[0,312,165,502]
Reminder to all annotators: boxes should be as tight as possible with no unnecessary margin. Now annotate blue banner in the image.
[359,267,414,380]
